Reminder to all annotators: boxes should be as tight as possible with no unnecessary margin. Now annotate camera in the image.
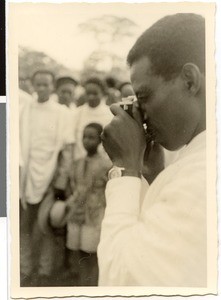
[119,95,136,118]
[119,95,153,142]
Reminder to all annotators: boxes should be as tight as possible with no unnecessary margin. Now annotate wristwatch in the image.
[108,166,125,180]
[108,166,141,180]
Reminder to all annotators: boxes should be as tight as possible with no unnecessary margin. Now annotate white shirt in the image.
[73,101,113,160]
[19,89,33,167]
[59,104,76,145]
[24,98,73,204]
[98,131,207,287]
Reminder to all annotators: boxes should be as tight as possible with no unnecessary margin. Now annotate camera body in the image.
[119,95,135,118]
[119,95,152,142]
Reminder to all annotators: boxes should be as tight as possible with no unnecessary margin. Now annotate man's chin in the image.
[156,137,172,151]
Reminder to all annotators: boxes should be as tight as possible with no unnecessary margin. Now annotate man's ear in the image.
[181,63,202,95]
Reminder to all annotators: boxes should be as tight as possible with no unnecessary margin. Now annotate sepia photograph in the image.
[8,1,217,298]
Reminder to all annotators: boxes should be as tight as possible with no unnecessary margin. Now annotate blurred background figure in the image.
[19,69,74,287]
[75,92,87,107]
[74,85,87,107]
[31,70,58,103]
[56,76,78,110]
[119,81,134,98]
[56,76,78,156]
[65,123,111,286]
[105,76,121,105]
[19,74,34,95]
[19,88,33,197]
[73,77,113,161]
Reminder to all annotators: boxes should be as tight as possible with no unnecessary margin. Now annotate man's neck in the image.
[190,90,206,142]
[189,110,206,145]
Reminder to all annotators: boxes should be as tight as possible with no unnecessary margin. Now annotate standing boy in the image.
[73,77,113,160]
[56,76,78,110]
[19,70,73,286]
[64,123,111,286]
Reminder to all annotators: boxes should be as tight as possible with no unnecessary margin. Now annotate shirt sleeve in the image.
[98,176,141,285]
[98,165,207,286]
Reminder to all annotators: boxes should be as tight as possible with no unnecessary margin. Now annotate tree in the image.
[78,15,138,46]
[78,15,138,80]
[18,46,77,79]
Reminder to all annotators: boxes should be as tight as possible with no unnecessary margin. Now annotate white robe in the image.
[98,131,207,287]
[19,89,33,168]
[20,96,74,204]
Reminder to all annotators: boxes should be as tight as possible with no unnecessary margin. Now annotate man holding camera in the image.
[98,13,207,286]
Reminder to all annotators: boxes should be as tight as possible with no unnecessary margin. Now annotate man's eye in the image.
[139,91,153,102]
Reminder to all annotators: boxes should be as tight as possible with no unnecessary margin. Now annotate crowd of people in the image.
[19,71,134,287]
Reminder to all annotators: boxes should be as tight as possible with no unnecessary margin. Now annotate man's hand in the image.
[101,103,146,174]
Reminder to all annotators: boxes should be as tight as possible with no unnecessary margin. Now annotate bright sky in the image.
[11,2,206,71]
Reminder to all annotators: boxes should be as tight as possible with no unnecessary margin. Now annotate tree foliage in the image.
[78,15,138,81]
[79,15,138,45]
[18,46,75,79]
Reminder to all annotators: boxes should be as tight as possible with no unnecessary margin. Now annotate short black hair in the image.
[105,76,117,88]
[32,70,55,84]
[56,76,78,89]
[84,122,103,137]
[127,13,205,81]
[84,77,107,94]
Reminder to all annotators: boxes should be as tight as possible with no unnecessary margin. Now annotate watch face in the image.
[111,169,120,178]
[108,167,123,179]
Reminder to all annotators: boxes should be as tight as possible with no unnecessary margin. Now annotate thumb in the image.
[110,103,126,117]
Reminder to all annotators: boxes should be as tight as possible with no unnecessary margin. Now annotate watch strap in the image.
[108,166,141,180]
